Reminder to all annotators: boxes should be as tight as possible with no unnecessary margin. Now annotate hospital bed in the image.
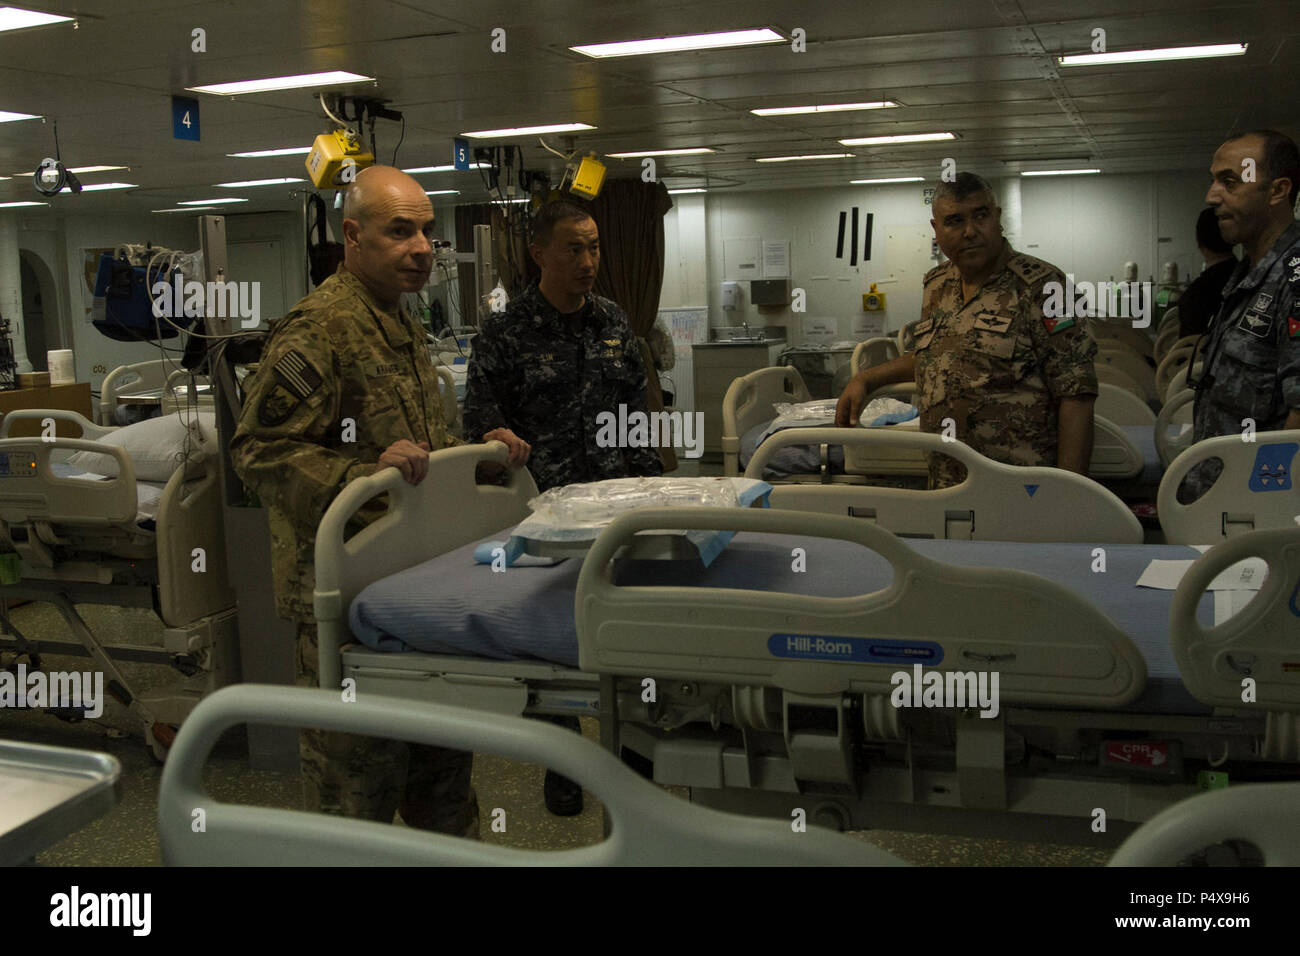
[158,684,1298,866]
[311,443,1300,846]
[850,337,900,374]
[1097,345,1157,405]
[1158,428,1300,544]
[726,366,1149,487]
[100,361,213,426]
[746,428,1143,542]
[157,684,900,865]
[0,409,239,759]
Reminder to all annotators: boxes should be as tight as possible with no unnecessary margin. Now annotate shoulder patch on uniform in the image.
[1288,316,1300,339]
[271,349,323,401]
[258,384,300,427]
[1043,315,1076,335]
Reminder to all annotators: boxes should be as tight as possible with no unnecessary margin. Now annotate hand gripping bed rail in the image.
[1170,527,1300,710]
[1109,782,1300,865]
[744,428,1142,543]
[575,507,1147,706]
[158,684,901,866]
[313,441,538,691]
[1158,428,1300,544]
[0,436,138,528]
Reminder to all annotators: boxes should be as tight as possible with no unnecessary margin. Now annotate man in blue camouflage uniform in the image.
[836,172,1098,488]
[1187,130,1300,499]
[464,200,663,493]
[464,200,661,816]
[231,166,529,837]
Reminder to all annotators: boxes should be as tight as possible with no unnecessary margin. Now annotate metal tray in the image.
[0,739,122,865]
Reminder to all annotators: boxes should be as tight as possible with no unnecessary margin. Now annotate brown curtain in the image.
[587,179,676,470]
[453,204,490,328]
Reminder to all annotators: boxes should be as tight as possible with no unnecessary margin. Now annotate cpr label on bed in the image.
[768,634,942,664]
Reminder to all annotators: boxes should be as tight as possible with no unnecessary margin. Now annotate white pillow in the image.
[67,411,216,481]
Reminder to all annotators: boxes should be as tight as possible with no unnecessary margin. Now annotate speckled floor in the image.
[4,601,1108,866]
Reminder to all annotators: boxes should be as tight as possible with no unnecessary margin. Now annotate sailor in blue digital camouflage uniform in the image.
[1186,129,1300,499]
[464,199,662,816]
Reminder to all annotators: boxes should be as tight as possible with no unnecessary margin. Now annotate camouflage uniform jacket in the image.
[1192,219,1300,441]
[464,281,663,492]
[230,268,460,621]
[908,240,1099,488]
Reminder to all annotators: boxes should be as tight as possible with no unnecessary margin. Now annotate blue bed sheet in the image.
[348,533,1214,713]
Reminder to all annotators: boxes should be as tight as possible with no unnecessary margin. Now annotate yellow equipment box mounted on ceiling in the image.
[305,129,375,189]
[568,154,606,200]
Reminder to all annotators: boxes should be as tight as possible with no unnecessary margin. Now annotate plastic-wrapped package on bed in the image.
[510,477,771,565]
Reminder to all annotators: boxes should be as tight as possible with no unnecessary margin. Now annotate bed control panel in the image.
[0,452,38,477]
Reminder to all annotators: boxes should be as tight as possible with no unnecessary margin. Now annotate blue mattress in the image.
[348,533,1213,713]
[1119,425,1165,485]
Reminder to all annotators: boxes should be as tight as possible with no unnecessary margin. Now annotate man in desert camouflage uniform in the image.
[837,172,1097,488]
[230,166,529,836]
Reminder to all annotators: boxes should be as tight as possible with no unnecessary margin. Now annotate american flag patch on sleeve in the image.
[272,350,323,400]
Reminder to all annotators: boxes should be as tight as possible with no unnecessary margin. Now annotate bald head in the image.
[341,165,436,308]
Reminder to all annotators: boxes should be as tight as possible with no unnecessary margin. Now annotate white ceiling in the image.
[1,0,1295,217]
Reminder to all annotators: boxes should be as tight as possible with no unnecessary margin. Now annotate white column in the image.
[0,214,32,373]
[1000,177,1023,251]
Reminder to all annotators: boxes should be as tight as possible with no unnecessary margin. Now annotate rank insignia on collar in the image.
[603,339,621,346]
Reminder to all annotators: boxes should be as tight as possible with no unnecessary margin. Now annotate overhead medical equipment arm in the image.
[158,684,902,866]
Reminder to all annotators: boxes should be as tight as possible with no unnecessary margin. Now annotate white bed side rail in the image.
[0,436,138,527]
[0,408,115,442]
[158,684,902,866]
[1158,429,1300,544]
[1170,527,1300,711]
[313,441,538,690]
[745,428,1143,543]
[1110,782,1300,866]
[722,367,810,477]
[575,507,1147,705]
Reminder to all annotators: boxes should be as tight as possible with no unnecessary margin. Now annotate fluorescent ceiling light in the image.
[572,28,783,58]
[461,123,595,138]
[424,190,460,195]
[14,165,128,176]
[668,188,706,194]
[178,198,248,205]
[1020,168,1101,176]
[187,70,373,96]
[752,101,899,116]
[840,132,955,146]
[227,147,312,158]
[75,182,136,191]
[153,207,216,213]
[215,177,303,187]
[0,6,72,32]
[851,177,925,184]
[403,164,487,173]
[0,109,41,123]
[607,148,714,158]
[0,200,47,207]
[1058,43,1246,67]
[757,153,855,163]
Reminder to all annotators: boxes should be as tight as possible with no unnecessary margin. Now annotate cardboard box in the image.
[17,372,50,387]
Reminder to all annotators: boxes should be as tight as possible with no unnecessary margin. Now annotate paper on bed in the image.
[509,477,773,566]
[1136,558,1268,590]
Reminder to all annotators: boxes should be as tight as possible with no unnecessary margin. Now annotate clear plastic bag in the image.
[772,398,840,421]
[858,397,913,425]
[528,477,740,528]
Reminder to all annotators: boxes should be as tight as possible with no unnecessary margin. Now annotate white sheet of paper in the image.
[1136,558,1268,590]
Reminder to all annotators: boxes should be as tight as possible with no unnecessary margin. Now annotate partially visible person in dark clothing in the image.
[1178,207,1239,339]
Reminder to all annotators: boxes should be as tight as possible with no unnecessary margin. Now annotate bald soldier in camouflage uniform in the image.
[838,172,1097,488]
[230,166,529,835]
[465,200,662,493]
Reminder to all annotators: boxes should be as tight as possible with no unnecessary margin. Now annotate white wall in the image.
[660,171,1216,340]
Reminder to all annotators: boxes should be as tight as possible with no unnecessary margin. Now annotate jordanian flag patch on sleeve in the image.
[1289,316,1300,339]
[1043,316,1075,335]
